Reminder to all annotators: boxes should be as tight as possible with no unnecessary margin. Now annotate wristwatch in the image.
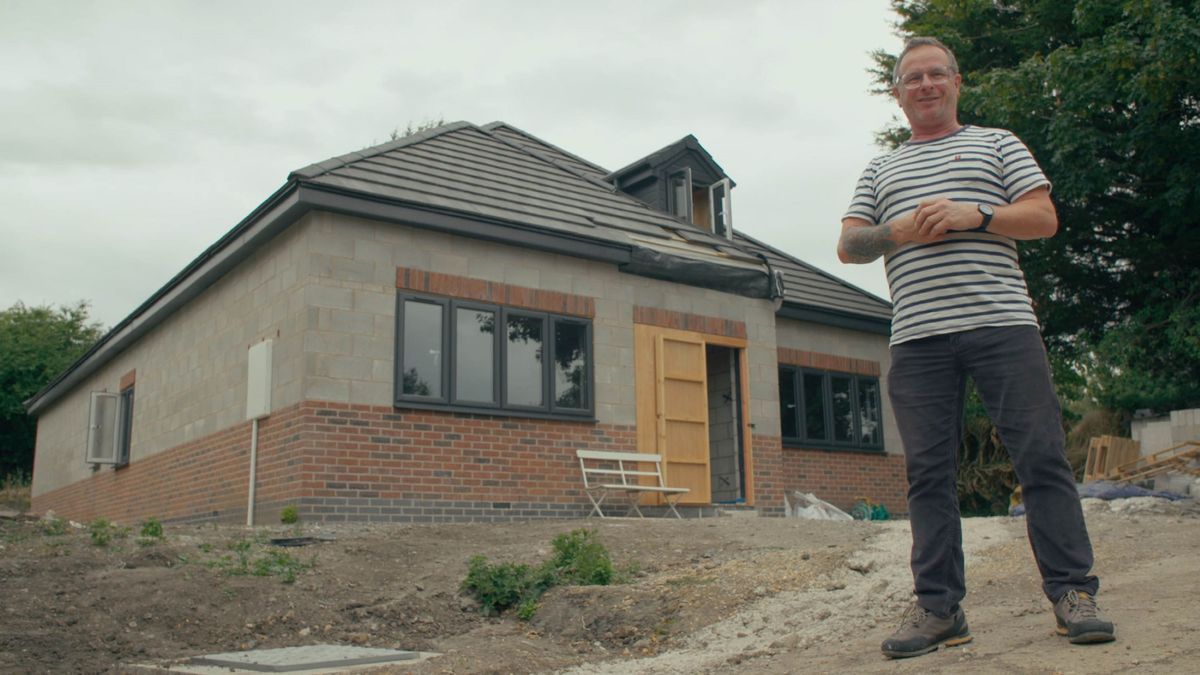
[972,204,995,232]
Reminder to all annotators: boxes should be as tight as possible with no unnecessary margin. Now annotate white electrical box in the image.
[246,340,273,420]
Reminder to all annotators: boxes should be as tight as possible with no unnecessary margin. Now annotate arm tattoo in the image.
[840,223,898,263]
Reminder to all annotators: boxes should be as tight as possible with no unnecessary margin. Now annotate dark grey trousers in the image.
[888,325,1098,617]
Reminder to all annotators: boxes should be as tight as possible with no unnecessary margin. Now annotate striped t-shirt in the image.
[844,125,1050,345]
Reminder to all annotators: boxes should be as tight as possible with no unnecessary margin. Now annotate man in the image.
[838,37,1115,658]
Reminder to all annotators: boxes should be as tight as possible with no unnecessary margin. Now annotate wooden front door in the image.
[634,325,711,504]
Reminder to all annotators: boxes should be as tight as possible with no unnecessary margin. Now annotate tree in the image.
[0,302,104,479]
[872,0,1200,413]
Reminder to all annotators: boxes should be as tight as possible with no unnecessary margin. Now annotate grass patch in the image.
[0,472,31,512]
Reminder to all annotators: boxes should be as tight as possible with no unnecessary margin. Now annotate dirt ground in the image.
[2,497,1198,674]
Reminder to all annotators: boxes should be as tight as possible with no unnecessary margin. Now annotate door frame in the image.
[633,324,755,506]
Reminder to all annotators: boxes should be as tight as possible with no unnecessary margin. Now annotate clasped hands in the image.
[894,199,983,243]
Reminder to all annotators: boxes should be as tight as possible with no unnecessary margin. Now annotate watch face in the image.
[979,204,995,216]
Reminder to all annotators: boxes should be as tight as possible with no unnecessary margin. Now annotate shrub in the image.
[460,555,552,617]
[41,515,69,536]
[139,517,165,542]
[461,529,620,619]
[88,518,114,547]
[280,505,299,525]
[545,529,613,585]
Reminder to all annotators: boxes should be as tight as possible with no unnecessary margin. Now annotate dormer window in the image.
[669,168,693,221]
[608,134,735,239]
[710,179,732,238]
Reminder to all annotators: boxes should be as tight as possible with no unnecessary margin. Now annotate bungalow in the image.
[26,121,904,524]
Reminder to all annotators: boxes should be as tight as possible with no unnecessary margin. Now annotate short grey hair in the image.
[893,37,960,84]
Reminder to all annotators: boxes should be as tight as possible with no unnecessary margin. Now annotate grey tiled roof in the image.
[733,231,892,322]
[291,121,763,271]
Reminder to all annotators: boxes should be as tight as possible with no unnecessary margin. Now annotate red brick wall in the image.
[749,434,786,515]
[33,401,637,525]
[396,266,595,318]
[34,401,907,524]
[779,448,908,517]
[633,306,747,339]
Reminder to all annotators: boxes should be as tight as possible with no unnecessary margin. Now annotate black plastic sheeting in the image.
[621,247,784,300]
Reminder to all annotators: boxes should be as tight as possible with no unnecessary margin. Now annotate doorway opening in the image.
[706,344,745,503]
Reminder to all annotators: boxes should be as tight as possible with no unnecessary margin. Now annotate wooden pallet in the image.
[1083,435,1141,483]
[1102,440,1200,485]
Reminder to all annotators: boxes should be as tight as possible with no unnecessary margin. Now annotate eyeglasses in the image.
[897,67,955,89]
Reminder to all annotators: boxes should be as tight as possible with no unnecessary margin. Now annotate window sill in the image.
[782,441,887,455]
[394,399,596,423]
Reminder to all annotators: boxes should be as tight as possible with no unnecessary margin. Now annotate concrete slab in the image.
[125,645,439,674]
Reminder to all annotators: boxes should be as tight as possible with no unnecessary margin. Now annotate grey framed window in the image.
[396,293,593,418]
[778,366,883,451]
[85,386,133,466]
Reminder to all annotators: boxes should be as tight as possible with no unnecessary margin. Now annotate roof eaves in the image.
[734,230,892,309]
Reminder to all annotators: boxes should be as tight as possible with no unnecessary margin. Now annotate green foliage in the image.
[461,529,622,619]
[461,555,552,617]
[0,302,104,479]
[252,549,308,584]
[138,517,165,545]
[88,518,116,547]
[0,471,31,512]
[279,505,299,525]
[41,515,69,536]
[205,538,311,584]
[957,385,1018,517]
[874,0,1200,414]
[546,529,614,585]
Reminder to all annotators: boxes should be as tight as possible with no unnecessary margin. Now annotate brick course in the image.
[33,400,639,524]
[397,266,595,318]
[777,347,881,377]
[633,306,747,339]
[779,447,907,516]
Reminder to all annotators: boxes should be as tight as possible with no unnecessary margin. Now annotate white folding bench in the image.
[576,449,690,519]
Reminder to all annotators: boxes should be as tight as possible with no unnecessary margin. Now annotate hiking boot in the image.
[881,603,972,658]
[1054,589,1115,644]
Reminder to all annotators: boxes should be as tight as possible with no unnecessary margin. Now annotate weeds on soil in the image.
[0,472,31,511]
[280,505,299,525]
[88,518,129,547]
[461,528,625,619]
[205,537,313,584]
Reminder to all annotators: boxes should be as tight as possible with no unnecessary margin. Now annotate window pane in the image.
[455,308,495,403]
[506,315,544,407]
[831,375,854,442]
[858,378,882,446]
[554,321,587,409]
[802,373,827,441]
[402,300,442,397]
[779,368,798,439]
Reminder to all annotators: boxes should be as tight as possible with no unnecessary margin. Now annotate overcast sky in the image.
[1,0,906,329]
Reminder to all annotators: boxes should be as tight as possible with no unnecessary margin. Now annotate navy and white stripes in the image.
[843,126,1050,345]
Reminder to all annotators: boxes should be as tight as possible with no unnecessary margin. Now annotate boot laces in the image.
[1066,590,1098,620]
[900,603,930,628]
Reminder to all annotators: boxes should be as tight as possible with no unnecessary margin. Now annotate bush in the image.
[546,529,613,585]
[41,515,69,536]
[280,505,299,525]
[139,517,164,541]
[88,518,114,547]
[461,528,620,619]
[460,556,552,617]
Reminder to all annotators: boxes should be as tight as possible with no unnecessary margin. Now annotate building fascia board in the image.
[777,302,892,336]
